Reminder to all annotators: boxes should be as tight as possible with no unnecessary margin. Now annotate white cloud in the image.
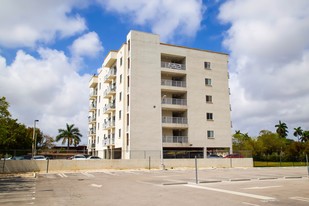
[70,32,103,58]
[219,0,309,137]
[0,0,88,48]
[0,48,91,144]
[97,0,204,42]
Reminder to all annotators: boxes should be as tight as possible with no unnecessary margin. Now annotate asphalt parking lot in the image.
[0,167,308,206]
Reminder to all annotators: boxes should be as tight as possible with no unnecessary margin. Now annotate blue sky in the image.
[1,0,309,144]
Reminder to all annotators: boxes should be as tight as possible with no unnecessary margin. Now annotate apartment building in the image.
[88,30,232,159]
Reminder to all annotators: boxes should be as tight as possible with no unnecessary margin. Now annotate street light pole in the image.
[32,120,39,157]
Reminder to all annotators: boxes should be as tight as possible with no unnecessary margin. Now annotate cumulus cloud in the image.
[0,0,88,48]
[70,32,103,58]
[0,49,91,143]
[97,0,204,42]
[219,0,309,137]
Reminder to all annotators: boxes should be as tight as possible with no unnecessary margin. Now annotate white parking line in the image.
[242,202,260,206]
[81,172,95,177]
[185,184,276,201]
[244,186,282,190]
[57,173,68,178]
[289,197,309,203]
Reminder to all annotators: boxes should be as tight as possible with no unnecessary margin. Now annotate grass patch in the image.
[254,161,308,167]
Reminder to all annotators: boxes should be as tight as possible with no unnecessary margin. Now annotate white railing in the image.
[104,68,117,81]
[162,98,187,105]
[89,91,97,97]
[103,86,116,96]
[88,116,96,122]
[89,104,97,110]
[103,120,115,129]
[89,128,96,135]
[161,62,186,70]
[162,116,188,124]
[161,79,186,87]
[163,136,188,143]
[103,103,115,113]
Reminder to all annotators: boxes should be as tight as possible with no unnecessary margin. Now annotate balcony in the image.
[103,103,116,114]
[161,62,186,70]
[89,76,98,88]
[88,116,96,123]
[89,90,97,100]
[161,79,186,87]
[103,120,115,130]
[162,116,188,128]
[89,104,97,111]
[104,68,117,83]
[162,98,187,111]
[103,86,116,98]
[163,136,188,143]
[107,134,115,145]
[91,143,96,149]
[89,128,96,135]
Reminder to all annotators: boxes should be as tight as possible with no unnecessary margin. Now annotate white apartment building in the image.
[88,30,232,159]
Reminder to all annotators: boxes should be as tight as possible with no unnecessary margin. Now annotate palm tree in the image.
[275,120,288,138]
[300,130,309,142]
[56,123,82,150]
[293,127,303,142]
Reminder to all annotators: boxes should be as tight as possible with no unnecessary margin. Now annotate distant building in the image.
[88,30,232,159]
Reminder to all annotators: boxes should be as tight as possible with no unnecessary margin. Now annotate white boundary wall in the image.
[1,158,253,173]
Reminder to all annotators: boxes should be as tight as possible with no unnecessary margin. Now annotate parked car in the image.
[224,154,244,158]
[71,154,86,160]
[207,154,223,158]
[12,155,32,160]
[87,156,101,160]
[32,155,47,160]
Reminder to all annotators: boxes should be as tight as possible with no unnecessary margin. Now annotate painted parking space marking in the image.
[289,197,309,203]
[81,172,95,177]
[244,185,282,190]
[57,173,68,178]
[185,184,276,201]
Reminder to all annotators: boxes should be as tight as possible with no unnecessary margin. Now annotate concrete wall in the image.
[1,158,253,173]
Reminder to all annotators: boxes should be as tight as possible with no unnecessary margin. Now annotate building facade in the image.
[88,30,232,159]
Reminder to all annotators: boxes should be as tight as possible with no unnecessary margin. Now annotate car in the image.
[71,154,86,160]
[207,154,222,158]
[224,154,244,158]
[87,156,101,160]
[32,155,47,160]
[12,155,32,160]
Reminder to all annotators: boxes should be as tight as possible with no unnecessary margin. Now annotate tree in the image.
[56,123,82,150]
[293,127,303,142]
[300,131,309,142]
[275,120,288,138]
[39,134,55,149]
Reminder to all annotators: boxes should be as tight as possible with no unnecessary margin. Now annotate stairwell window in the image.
[207,130,214,139]
[204,62,211,69]
[205,78,212,86]
[206,113,213,120]
[206,95,212,103]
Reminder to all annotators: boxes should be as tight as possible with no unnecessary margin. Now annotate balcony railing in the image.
[104,68,117,82]
[88,116,96,122]
[103,86,116,97]
[103,120,115,129]
[162,98,187,105]
[163,136,188,143]
[89,104,97,110]
[162,116,187,124]
[89,91,97,97]
[89,128,96,135]
[107,134,115,145]
[161,79,186,87]
[103,103,115,113]
[161,62,186,70]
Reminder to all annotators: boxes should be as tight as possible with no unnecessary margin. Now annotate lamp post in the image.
[160,95,166,170]
[32,120,39,157]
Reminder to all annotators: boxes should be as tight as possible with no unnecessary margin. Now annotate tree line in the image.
[234,120,309,162]
[0,97,82,156]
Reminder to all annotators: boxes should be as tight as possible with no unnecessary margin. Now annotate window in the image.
[205,78,212,86]
[127,113,129,126]
[128,40,130,51]
[127,94,129,106]
[127,76,130,88]
[120,74,122,83]
[206,113,213,120]
[204,62,211,69]
[206,95,212,103]
[119,92,122,101]
[98,109,100,116]
[128,58,130,69]
[119,110,121,120]
[97,123,100,130]
[119,129,121,138]
[207,130,214,139]
[120,57,122,66]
